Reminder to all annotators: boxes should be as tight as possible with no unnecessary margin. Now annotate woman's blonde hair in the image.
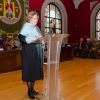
[26,11,39,22]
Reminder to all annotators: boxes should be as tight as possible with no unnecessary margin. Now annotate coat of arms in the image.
[0,0,22,24]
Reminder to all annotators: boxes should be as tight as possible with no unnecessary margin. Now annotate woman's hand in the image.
[37,36,43,42]
[37,35,42,38]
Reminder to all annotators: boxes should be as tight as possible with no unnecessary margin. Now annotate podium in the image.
[43,34,67,100]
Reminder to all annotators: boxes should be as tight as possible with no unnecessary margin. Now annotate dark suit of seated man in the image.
[82,38,92,58]
[74,38,85,58]
[89,38,100,59]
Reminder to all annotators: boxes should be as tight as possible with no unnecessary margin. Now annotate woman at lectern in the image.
[18,11,43,99]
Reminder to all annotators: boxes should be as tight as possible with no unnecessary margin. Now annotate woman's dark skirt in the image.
[22,43,43,81]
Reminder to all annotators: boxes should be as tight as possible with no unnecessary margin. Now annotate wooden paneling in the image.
[60,47,73,61]
[0,47,73,73]
[44,47,73,62]
[0,50,22,73]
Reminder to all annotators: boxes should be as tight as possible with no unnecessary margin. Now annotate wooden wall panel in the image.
[0,50,22,73]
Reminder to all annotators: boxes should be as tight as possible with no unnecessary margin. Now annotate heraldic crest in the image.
[0,0,22,24]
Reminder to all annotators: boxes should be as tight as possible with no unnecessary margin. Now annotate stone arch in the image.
[90,2,100,40]
[41,0,68,43]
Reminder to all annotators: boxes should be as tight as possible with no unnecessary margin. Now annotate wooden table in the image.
[0,47,73,73]
[60,46,73,62]
[44,46,73,62]
[0,49,22,73]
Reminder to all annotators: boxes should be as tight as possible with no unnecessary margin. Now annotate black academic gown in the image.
[19,34,43,81]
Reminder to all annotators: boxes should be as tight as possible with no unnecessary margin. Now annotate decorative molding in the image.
[90,1,98,11]
[23,0,29,23]
[90,2,100,40]
[41,0,68,43]
[72,0,84,9]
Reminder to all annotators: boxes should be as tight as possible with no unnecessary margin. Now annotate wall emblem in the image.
[0,0,22,24]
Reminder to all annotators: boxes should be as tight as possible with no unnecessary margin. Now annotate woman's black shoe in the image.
[28,91,35,99]
[32,90,39,95]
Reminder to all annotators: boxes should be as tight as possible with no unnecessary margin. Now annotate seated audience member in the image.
[89,38,100,59]
[0,35,4,45]
[0,36,6,50]
[6,39,17,50]
[97,49,100,59]
[14,36,21,48]
[82,38,92,58]
[74,38,85,57]
[0,40,6,50]
[3,37,10,47]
